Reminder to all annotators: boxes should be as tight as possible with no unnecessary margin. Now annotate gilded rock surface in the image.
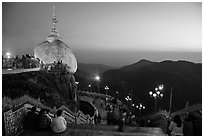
[34,38,77,73]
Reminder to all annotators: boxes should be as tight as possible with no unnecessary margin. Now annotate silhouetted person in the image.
[45,109,52,123]
[130,115,137,126]
[94,109,99,125]
[107,107,112,125]
[169,115,183,136]
[140,118,145,127]
[98,113,101,124]
[24,106,38,130]
[110,108,118,125]
[38,109,52,130]
[183,113,202,136]
[146,119,152,127]
[125,110,130,126]
[118,107,126,132]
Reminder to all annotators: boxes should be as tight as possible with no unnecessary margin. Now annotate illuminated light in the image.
[155,87,158,91]
[75,82,79,84]
[88,84,91,87]
[95,75,100,81]
[116,91,118,94]
[136,105,139,108]
[6,52,11,56]
[105,86,109,90]
[125,97,128,101]
[140,103,142,107]
[153,93,157,97]
[156,91,160,95]
[160,93,164,97]
[132,104,135,106]
[159,85,164,90]
[149,91,153,95]
[143,106,145,109]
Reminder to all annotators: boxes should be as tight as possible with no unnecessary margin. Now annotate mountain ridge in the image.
[99,59,201,114]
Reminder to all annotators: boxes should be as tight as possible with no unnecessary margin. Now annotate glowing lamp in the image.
[95,75,100,81]
[159,85,164,90]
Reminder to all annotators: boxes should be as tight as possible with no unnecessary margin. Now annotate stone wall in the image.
[3,105,28,136]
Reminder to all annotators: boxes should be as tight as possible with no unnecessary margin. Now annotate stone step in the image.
[68,124,165,134]
[19,124,167,136]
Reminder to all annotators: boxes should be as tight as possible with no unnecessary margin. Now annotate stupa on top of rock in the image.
[34,6,77,73]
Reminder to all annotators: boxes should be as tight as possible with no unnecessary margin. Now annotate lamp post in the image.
[135,103,145,120]
[88,84,92,92]
[104,86,109,95]
[116,91,119,100]
[95,75,100,94]
[125,95,132,112]
[149,84,164,113]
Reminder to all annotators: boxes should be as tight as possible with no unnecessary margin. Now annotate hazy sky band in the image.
[2,2,202,66]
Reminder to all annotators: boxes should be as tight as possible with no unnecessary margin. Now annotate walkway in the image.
[2,68,40,74]
[19,124,167,136]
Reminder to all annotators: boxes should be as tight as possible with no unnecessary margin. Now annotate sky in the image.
[2,2,202,66]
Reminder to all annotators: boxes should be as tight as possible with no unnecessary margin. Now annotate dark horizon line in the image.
[78,58,202,68]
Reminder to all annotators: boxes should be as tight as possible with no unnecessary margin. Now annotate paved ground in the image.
[2,68,40,74]
[19,124,167,136]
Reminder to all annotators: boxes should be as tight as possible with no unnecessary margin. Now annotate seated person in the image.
[45,109,52,122]
[24,106,38,130]
[38,109,52,130]
[51,110,67,133]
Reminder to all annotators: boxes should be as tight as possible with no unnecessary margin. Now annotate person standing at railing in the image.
[94,108,99,125]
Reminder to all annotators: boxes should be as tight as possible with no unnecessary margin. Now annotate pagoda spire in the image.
[47,5,59,42]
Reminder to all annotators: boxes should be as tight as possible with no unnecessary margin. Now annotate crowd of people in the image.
[24,107,67,133]
[23,105,202,135]
[167,113,202,136]
[105,103,202,136]
[2,53,71,72]
[106,105,148,131]
[3,54,40,69]
[40,60,71,72]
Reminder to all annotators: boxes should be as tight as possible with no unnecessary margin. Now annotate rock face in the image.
[34,39,77,73]
[2,71,78,110]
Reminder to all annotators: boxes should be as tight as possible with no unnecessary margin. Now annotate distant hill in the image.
[77,63,116,75]
[121,59,155,71]
[100,60,202,114]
